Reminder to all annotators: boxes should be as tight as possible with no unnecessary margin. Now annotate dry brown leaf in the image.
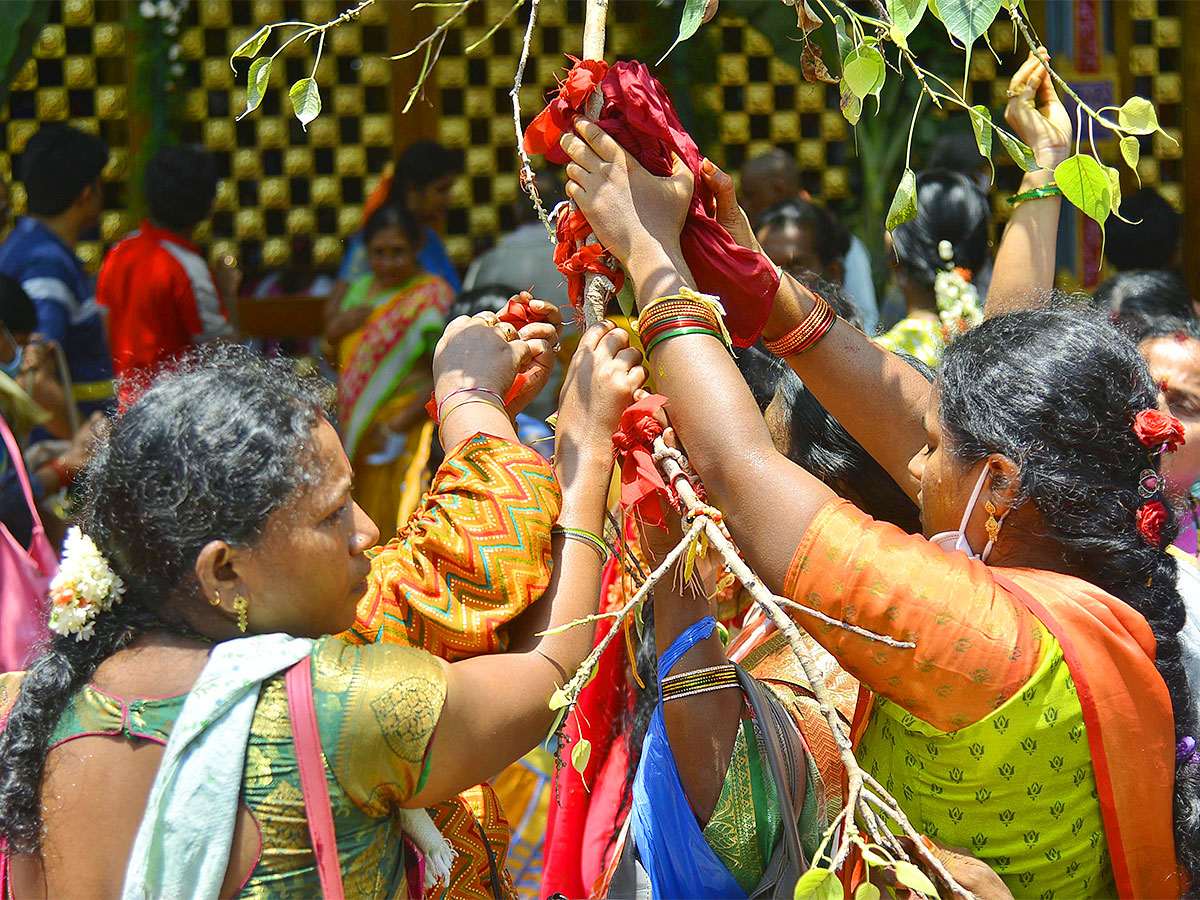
[801,39,838,84]
[782,0,824,34]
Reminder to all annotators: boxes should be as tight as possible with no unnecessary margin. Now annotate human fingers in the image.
[517,321,559,347]
[596,324,632,358]
[573,118,623,164]
[506,289,564,330]
[1007,51,1040,94]
[509,337,534,373]
[613,346,644,370]
[559,132,606,174]
[1032,49,1057,107]
[577,319,618,353]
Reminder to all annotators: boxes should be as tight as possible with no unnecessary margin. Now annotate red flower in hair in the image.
[1137,500,1168,547]
[1133,409,1186,453]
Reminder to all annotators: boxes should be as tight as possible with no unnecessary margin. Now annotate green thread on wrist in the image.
[552,525,609,563]
[1006,182,1063,206]
[644,325,724,355]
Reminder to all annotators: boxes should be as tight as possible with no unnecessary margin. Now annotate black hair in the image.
[0,274,37,336]
[757,198,851,268]
[926,132,986,176]
[363,203,424,250]
[448,284,516,322]
[391,140,460,198]
[1125,314,1200,348]
[1106,188,1182,272]
[1092,269,1195,324]
[19,125,109,217]
[890,169,990,285]
[144,145,218,232]
[736,344,921,532]
[938,310,1200,886]
[0,344,328,854]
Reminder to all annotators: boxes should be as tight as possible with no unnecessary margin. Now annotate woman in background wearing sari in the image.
[325,203,454,533]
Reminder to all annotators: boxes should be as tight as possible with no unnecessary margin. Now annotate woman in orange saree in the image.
[559,110,1196,897]
[326,204,454,534]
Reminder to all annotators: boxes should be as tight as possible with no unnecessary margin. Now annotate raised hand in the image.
[559,120,694,267]
[432,311,534,403]
[698,157,761,254]
[502,290,565,419]
[1005,49,1072,170]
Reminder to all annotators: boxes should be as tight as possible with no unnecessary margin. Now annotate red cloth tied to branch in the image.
[525,58,780,347]
[612,393,670,528]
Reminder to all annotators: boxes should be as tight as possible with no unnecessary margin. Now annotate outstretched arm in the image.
[986,50,1072,316]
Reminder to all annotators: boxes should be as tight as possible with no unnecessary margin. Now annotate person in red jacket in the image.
[97,146,236,403]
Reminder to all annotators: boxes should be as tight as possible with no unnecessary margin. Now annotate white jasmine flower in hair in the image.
[157,0,173,17]
[938,239,954,262]
[48,527,126,641]
[139,0,157,17]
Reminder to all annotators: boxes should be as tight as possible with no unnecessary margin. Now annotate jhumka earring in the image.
[233,594,249,633]
[985,500,1002,545]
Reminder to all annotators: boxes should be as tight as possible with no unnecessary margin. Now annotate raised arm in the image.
[410,322,648,806]
[557,121,834,591]
[985,51,1072,316]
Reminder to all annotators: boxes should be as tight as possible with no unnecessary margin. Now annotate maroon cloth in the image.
[611,393,670,528]
[526,59,779,347]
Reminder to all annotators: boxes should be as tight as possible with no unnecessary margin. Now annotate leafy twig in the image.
[510,0,555,238]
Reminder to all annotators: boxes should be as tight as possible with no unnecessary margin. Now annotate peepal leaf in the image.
[1116,96,1159,136]
[938,0,1002,49]
[571,737,592,775]
[801,40,838,85]
[968,105,993,169]
[890,861,939,897]
[658,0,708,65]
[1055,153,1111,230]
[854,885,881,900]
[996,128,1039,172]
[840,83,862,126]
[833,15,853,61]
[231,25,271,66]
[289,77,321,129]
[887,0,928,36]
[843,45,886,99]
[1119,135,1140,172]
[794,867,844,900]
[886,168,917,232]
[238,57,272,120]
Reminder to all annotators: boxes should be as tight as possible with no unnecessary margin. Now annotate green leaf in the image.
[886,168,917,232]
[1054,153,1111,227]
[938,0,1002,49]
[833,15,853,61]
[657,0,708,65]
[1116,96,1159,136]
[887,0,928,36]
[1119,135,1140,172]
[968,105,993,166]
[231,25,271,64]
[854,884,881,900]
[794,867,844,900]
[571,737,592,774]
[288,77,321,130]
[890,861,939,897]
[549,687,569,710]
[996,129,1039,172]
[843,45,886,99]
[840,83,862,126]
[238,57,272,120]
[1105,165,1122,216]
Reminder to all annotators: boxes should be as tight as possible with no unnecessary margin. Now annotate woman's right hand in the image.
[1004,49,1072,171]
[432,312,534,403]
[554,321,646,465]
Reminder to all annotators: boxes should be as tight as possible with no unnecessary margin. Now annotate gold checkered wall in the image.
[1123,0,1185,211]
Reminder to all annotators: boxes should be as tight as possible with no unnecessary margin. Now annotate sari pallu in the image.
[337,273,453,532]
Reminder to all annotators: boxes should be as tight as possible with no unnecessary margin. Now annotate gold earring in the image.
[985,500,1002,544]
[233,594,249,633]
[209,589,222,608]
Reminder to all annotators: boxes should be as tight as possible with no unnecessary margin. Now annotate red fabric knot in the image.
[1133,409,1186,454]
[1137,499,1168,547]
[524,58,779,345]
[611,394,670,528]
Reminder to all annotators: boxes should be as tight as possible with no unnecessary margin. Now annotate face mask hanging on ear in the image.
[929,466,1009,562]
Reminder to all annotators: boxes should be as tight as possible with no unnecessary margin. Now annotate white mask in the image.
[929,466,1008,562]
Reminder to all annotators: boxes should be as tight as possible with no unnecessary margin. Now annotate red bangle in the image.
[45,457,74,490]
[763,293,836,358]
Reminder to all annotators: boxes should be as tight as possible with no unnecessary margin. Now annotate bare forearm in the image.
[768,273,929,500]
[986,169,1061,317]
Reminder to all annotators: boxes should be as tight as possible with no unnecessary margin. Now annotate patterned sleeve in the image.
[343,433,561,660]
[783,499,1047,731]
[0,672,26,726]
[311,636,448,815]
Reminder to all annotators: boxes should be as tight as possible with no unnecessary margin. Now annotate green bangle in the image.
[552,525,609,563]
[644,325,724,355]
[1006,182,1063,206]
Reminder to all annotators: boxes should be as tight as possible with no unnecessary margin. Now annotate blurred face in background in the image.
[405,174,457,229]
[367,226,418,289]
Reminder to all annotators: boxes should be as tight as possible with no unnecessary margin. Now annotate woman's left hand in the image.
[559,120,694,267]
[504,291,565,418]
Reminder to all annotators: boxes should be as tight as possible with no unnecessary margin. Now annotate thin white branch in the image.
[510,0,555,238]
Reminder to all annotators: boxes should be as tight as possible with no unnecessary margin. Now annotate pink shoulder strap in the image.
[0,415,40,521]
[285,658,346,900]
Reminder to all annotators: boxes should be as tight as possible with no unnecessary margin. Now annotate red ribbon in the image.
[612,394,670,528]
[426,299,551,422]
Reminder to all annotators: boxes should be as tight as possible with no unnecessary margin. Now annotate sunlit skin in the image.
[757,219,843,284]
[366,226,419,291]
[1143,334,1200,496]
